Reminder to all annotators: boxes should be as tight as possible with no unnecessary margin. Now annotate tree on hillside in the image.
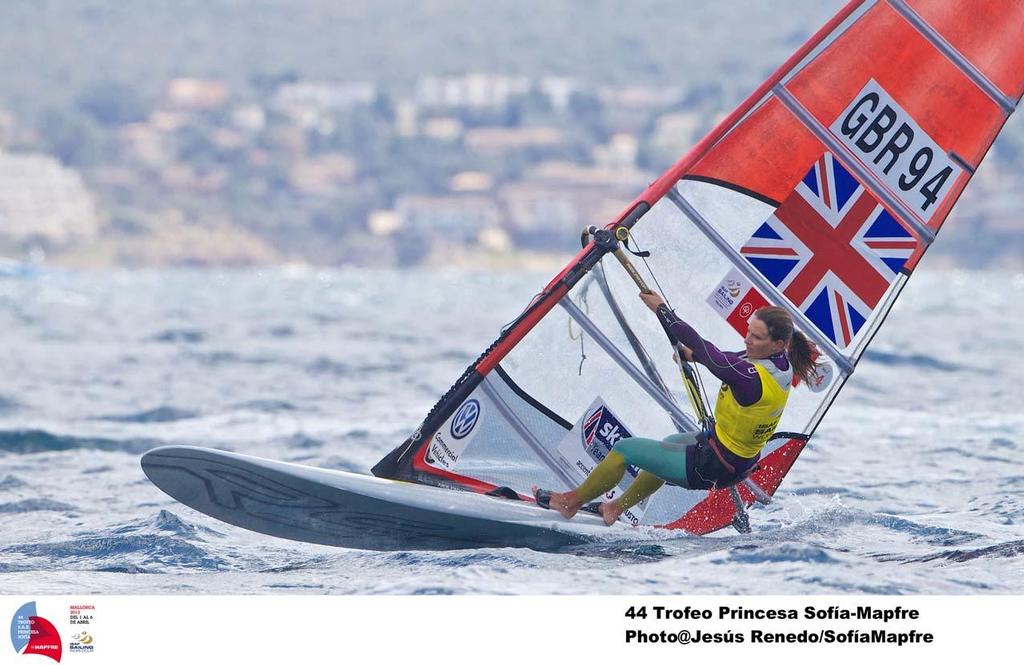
[37,109,104,167]
[76,80,150,126]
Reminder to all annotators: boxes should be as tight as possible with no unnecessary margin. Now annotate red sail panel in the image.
[689,97,824,204]
[786,2,1004,170]
[908,0,1024,100]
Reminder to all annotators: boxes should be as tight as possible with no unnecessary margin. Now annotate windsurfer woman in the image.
[534,293,818,526]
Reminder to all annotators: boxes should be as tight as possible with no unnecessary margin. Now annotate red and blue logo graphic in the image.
[10,602,62,662]
[581,407,607,449]
[581,406,638,476]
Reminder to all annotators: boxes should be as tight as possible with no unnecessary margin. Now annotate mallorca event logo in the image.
[10,602,62,662]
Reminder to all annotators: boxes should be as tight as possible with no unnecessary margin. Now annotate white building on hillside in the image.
[0,151,100,246]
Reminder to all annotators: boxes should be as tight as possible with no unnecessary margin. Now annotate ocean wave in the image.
[340,330,419,344]
[0,474,27,490]
[790,486,872,500]
[438,350,474,361]
[756,503,983,548]
[862,349,968,372]
[724,542,838,564]
[373,550,536,568]
[97,406,199,423]
[258,556,337,574]
[855,511,982,546]
[265,582,327,590]
[306,356,408,376]
[566,543,673,562]
[0,511,229,573]
[882,539,1024,564]
[925,447,1018,464]
[111,509,224,539]
[4,535,225,572]
[284,433,324,449]
[791,576,911,594]
[0,429,162,455]
[310,313,341,325]
[149,328,206,344]
[233,399,299,412]
[81,465,114,475]
[2,269,1020,593]
[185,350,277,367]
[0,499,76,513]
[317,456,370,473]
[306,356,352,376]
[963,496,1024,521]
[356,362,409,373]
[266,325,296,338]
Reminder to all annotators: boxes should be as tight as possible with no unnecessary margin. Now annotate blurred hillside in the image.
[0,0,1020,269]
[0,0,835,110]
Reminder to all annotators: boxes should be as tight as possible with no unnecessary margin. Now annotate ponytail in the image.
[753,306,819,387]
[787,330,818,387]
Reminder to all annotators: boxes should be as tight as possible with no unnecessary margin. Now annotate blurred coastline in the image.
[0,1,1020,271]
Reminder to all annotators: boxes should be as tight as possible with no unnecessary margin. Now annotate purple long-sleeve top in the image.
[655,305,789,407]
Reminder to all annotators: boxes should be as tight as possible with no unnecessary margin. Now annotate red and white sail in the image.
[374,0,1024,535]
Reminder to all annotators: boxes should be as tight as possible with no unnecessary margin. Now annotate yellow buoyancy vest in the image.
[713,358,792,459]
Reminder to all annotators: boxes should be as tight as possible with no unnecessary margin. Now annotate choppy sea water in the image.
[0,267,1022,595]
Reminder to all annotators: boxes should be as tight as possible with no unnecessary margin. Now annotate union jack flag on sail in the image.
[739,153,919,349]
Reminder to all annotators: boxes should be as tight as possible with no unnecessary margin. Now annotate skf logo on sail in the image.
[581,406,639,476]
[9,602,62,662]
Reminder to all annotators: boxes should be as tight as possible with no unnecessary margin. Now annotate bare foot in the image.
[598,501,624,526]
[532,486,583,519]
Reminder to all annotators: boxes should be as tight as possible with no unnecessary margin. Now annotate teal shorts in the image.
[612,432,696,487]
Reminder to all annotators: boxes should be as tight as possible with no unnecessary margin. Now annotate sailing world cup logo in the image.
[450,399,480,440]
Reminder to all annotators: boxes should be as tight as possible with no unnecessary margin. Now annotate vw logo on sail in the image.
[450,399,481,440]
